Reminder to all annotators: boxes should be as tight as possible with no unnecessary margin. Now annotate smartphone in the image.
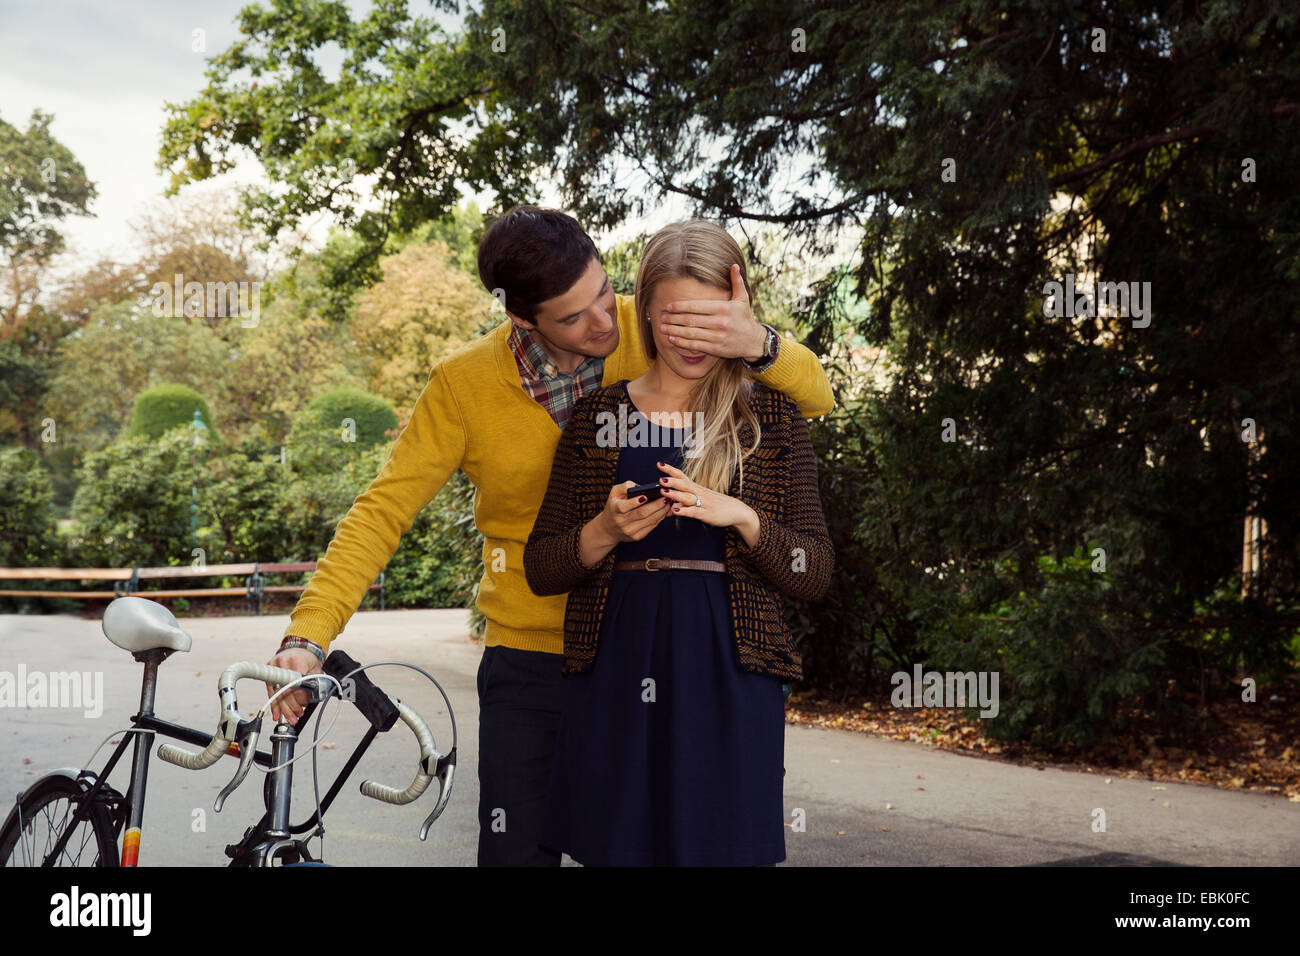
[625,481,663,502]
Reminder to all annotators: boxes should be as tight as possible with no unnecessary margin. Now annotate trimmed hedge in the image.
[126,384,217,442]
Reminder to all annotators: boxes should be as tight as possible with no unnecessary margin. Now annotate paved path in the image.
[2,609,1296,866]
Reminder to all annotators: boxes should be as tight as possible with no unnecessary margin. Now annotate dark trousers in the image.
[476,644,564,866]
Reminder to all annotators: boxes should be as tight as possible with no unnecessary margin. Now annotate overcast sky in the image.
[0,1,487,279]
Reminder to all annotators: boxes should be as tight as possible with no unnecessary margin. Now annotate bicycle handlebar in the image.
[358,698,439,805]
[156,661,443,810]
[157,661,303,770]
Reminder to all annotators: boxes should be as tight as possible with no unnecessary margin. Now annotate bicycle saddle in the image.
[102,596,194,654]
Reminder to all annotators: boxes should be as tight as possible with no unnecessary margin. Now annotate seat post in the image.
[122,647,167,865]
[132,648,166,717]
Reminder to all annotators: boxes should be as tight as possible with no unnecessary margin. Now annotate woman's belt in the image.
[612,558,726,572]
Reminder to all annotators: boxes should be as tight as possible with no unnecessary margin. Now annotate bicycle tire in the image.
[0,773,118,867]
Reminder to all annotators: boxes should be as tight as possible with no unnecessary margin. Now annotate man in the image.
[266,205,833,865]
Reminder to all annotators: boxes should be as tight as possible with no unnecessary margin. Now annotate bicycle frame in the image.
[29,646,382,867]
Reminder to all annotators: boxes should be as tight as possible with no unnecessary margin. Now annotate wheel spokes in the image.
[5,795,105,867]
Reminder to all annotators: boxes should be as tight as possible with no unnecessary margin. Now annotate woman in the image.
[522,219,834,865]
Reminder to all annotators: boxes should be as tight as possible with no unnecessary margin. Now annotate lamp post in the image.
[191,409,208,545]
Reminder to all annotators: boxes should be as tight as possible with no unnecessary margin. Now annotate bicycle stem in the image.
[264,721,298,839]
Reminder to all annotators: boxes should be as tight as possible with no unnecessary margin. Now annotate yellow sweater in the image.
[283,293,834,656]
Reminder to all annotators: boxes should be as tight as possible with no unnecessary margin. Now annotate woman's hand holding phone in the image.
[655,461,761,544]
[602,480,673,541]
[578,480,674,567]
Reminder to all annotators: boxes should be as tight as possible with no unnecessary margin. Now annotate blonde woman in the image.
[523,220,834,865]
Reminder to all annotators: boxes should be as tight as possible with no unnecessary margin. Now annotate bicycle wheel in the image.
[0,774,118,867]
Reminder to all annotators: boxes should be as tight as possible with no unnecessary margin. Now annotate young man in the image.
[266,205,833,865]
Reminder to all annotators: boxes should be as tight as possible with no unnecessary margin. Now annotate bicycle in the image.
[0,596,457,867]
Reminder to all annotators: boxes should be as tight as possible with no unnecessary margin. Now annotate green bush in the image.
[289,387,395,450]
[68,429,214,567]
[282,388,399,477]
[200,450,292,562]
[125,384,218,443]
[921,552,1166,748]
[0,446,60,566]
[60,421,483,624]
[276,442,395,558]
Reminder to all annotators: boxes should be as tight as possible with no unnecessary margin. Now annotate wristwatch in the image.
[741,323,780,372]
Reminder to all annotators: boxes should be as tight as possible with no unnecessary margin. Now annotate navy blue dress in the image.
[538,380,786,866]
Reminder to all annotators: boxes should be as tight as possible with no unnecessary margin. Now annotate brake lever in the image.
[214,717,263,812]
[419,748,457,841]
[299,675,338,705]
[215,676,334,813]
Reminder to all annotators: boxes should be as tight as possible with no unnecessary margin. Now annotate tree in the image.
[47,301,235,455]
[157,0,497,304]
[224,302,364,450]
[351,239,495,416]
[0,108,96,334]
[51,186,270,338]
[0,110,96,453]
[0,336,47,446]
[390,199,487,278]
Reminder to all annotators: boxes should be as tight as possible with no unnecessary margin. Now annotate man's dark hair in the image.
[476,204,600,324]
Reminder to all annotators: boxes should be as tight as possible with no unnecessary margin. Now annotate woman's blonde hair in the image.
[633,220,762,495]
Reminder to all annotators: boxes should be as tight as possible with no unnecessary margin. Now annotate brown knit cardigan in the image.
[523,379,834,681]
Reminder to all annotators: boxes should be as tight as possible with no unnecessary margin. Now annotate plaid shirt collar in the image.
[508,322,605,429]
